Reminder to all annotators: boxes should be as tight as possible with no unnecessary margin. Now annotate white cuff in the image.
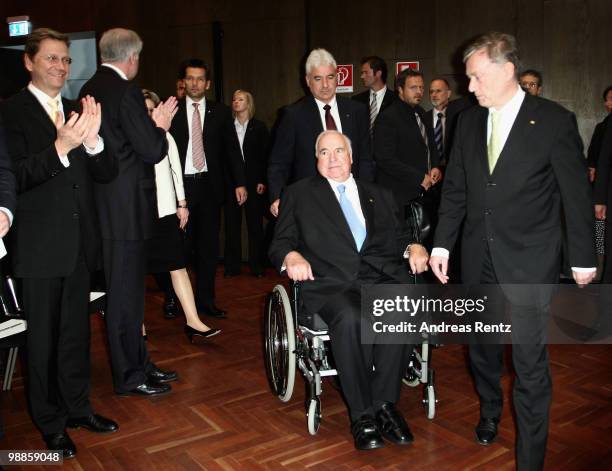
[571,267,597,273]
[83,135,105,155]
[0,207,13,225]
[431,247,450,258]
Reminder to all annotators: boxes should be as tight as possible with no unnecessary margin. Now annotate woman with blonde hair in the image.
[224,89,270,277]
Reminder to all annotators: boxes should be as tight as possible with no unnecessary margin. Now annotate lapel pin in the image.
[369,198,374,203]
[529,120,535,125]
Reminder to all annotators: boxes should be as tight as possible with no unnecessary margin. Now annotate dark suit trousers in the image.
[183,175,221,305]
[319,285,406,422]
[470,247,551,471]
[22,254,92,435]
[224,190,264,274]
[103,239,150,391]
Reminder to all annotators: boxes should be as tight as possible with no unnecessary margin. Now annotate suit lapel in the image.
[356,181,374,249]
[311,176,356,249]
[491,95,539,176]
[475,106,490,177]
[306,96,324,134]
[24,90,56,140]
[337,97,353,136]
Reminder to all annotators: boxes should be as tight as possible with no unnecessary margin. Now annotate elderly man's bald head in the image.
[315,131,353,182]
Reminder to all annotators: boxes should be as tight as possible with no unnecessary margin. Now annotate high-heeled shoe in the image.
[185,325,221,343]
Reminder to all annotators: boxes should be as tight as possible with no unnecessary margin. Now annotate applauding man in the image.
[0,28,118,458]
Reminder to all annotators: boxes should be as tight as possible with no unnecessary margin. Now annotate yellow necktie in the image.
[488,110,501,172]
[48,99,59,124]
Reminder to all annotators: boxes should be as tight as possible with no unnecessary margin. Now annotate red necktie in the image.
[323,104,337,131]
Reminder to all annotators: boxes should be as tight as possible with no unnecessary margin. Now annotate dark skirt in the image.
[147,214,186,273]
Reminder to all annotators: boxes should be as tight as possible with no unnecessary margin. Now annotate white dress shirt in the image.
[314,96,343,133]
[234,118,248,160]
[431,86,595,273]
[184,95,208,173]
[154,133,186,218]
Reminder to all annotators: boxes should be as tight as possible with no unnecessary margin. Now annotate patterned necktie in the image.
[323,104,337,131]
[415,112,431,172]
[434,112,444,160]
[337,184,366,251]
[369,92,378,135]
[48,98,60,124]
[191,102,206,171]
[488,110,501,172]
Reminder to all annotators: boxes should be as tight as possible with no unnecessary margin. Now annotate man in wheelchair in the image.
[269,130,429,450]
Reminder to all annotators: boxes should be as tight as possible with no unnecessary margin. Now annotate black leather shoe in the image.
[185,325,221,343]
[147,364,178,384]
[67,414,119,434]
[163,297,179,319]
[199,304,227,318]
[116,381,172,397]
[475,417,499,445]
[43,432,76,459]
[376,402,414,445]
[351,415,385,450]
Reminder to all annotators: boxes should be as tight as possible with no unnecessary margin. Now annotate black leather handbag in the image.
[405,198,431,243]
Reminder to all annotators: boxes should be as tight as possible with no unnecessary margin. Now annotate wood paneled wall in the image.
[1,0,610,144]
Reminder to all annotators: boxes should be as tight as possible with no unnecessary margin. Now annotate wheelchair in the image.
[264,281,437,435]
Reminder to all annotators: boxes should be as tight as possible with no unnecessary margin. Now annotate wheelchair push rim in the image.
[264,285,297,402]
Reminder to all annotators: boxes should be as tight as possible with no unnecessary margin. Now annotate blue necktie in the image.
[337,184,366,250]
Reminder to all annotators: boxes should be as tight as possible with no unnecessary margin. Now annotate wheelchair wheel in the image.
[423,384,436,420]
[307,398,321,435]
[402,368,421,387]
[264,285,296,402]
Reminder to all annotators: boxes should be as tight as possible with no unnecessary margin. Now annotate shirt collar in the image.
[372,86,387,100]
[490,85,525,114]
[234,117,249,128]
[27,82,61,104]
[186,95,206,109]
[326,173,356,193]
[102,63,128,80]
[315,96,337,110]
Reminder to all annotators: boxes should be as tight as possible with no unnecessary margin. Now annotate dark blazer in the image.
[170,98,245,203]
[587,115,610,168]
[239,118,269,191]
[425,97,473,163]
[269,175,413,313]
[352,87,397,121]
[0,122,16,215]
[593,116,612,280]
[373,100,440,204]
[435,93,596,284]
[267,95,373,200]
[80,66,168,241]
[0,89,116,277]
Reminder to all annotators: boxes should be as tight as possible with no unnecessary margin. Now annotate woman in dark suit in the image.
[224,90,269,277]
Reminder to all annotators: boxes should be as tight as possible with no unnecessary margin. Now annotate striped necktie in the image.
[369,92,378,135]
[192,102,206,171]
[434,112,444,161]
[415,112,431,172]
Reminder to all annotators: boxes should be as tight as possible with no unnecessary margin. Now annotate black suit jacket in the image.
[435,93,595,284]
[80,66,168,241]
[373,100,440,204]
[170,98,245,203]
[240,118,269,191]
[352,87,397,122]
[587,115,610,168]
[267,95,373,200]
[0,122,16,215]
[269,175,413,313]
[0,89,116,277]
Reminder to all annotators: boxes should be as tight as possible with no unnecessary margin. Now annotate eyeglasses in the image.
[520,81,539,89]
[44,55,73,65]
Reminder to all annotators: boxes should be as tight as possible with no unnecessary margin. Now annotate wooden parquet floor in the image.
[1,267,611,470]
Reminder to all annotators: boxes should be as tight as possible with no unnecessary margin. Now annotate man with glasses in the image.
[0,28,118,458]
[519,69,543,96]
